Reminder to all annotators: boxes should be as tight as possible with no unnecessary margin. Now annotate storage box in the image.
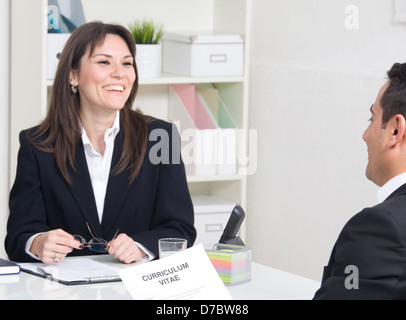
[47,34,71,79]
[163,32,244,77]
[206,243,252,286]
[192,195,235,246]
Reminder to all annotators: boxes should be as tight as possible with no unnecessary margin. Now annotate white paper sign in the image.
[118,244,232,300]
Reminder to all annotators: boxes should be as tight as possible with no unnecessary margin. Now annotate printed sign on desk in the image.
[118,244,232,300]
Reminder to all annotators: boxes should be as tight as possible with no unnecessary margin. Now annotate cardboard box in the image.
[163,32,244,77]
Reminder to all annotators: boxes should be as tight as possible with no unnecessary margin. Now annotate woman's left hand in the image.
[107,233,146,264]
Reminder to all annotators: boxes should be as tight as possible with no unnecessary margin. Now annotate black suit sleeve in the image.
[6,130,50,262]
[313,207,406,300]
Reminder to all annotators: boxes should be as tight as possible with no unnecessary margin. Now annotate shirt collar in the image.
[81,110,120,146]
[377,172,406,203]
[107,110,121,137]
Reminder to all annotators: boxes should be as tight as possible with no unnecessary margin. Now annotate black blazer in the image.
[6,119,196,262]
[313,183,406,299]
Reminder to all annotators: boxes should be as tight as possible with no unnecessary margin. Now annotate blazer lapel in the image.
[101,129,132,237]
[67,140,102,237]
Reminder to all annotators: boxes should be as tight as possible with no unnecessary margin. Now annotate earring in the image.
[71,85,78,94]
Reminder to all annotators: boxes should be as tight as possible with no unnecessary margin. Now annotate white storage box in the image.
[47,34,71,80]
[192,195,235,247]
[163,32,244,77]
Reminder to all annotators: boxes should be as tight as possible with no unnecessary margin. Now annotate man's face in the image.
[362,82,391,187]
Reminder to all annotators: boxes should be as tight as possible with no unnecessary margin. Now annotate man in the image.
[313,62,406,299]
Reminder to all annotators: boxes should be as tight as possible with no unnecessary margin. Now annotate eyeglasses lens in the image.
[89,238,108,253]
[73,235,84,243]
[73,235,108,253]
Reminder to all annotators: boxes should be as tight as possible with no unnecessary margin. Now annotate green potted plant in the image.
[129,18,163,78]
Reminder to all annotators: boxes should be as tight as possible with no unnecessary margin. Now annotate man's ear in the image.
[388,114,406,148]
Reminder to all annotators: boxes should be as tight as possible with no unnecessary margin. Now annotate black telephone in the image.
[219,205,246,246]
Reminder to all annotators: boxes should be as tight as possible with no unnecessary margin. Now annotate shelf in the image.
[46,73,245,87]
[139,73,245,85]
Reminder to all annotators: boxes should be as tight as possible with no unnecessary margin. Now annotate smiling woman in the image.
[5,21,196,265]
[32,22,142,184]
[70,33,137,155]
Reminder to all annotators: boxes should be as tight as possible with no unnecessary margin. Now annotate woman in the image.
[5,21,196,264]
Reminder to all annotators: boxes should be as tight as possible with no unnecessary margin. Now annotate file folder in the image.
[18,258,121,285]
[196,84,237,175]
[169,84,217,175]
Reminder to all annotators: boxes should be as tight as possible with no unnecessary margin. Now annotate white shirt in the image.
[377,172,406,203]
[81,111,120,223]
[25,111,154,260]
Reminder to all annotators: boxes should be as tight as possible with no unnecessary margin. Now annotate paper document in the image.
[19,258,121,285]
[118,244,232,300]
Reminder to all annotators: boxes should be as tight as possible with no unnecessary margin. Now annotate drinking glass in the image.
[158,238,187,258]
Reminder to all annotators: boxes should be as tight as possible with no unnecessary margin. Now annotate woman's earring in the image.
[71,85,78,94]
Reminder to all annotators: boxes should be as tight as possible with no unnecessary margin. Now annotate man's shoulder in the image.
[343,192,406,236]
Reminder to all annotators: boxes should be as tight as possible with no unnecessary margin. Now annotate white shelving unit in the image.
[10,0,251,241]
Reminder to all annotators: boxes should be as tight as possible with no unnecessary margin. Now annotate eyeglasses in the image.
[73,222,119,253]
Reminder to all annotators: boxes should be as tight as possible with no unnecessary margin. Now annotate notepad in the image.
[206,244,252,286]
[18,258,121,285]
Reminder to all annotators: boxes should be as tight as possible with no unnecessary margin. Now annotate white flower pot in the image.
[135,44,162,78]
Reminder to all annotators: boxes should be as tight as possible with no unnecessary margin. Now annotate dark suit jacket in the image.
[313,183,406,299]
[6,119,196,262]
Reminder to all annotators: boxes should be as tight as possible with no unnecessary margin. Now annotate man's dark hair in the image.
[381,62,406,126]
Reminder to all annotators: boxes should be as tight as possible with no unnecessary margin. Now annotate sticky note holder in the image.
[206,243,252,286]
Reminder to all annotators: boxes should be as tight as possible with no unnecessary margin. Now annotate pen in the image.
[37,267,53,280]
[87,276,121,283]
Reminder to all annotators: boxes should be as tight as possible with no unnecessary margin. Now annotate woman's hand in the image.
[30,229,82,264]
[107,233,146,264]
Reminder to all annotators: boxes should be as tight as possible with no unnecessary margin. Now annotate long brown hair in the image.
[29,21,149,184]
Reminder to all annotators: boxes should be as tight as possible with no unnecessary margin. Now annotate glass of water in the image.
[158,238,187,259]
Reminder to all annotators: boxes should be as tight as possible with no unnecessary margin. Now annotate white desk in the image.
[0,255,320,300]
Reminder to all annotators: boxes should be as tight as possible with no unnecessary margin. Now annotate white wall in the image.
[0,0,10,259]
[247,0,406,281]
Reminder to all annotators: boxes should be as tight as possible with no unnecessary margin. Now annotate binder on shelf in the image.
[196,84,237,175]
[169,84,238,176]
[169,84,217,175]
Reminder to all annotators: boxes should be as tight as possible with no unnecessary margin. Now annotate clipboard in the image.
[18,258,121,285]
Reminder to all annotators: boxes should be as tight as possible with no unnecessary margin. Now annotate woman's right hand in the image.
[29,229,82,264]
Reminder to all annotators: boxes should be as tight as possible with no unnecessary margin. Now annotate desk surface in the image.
[0,255,320,300]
